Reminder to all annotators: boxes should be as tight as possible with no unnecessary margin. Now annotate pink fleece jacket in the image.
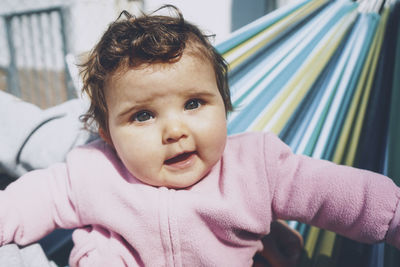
[1,132,400,266]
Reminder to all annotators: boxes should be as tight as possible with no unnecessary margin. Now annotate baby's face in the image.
[104,51,227,188]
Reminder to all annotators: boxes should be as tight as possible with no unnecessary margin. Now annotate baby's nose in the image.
[162,119,189,144]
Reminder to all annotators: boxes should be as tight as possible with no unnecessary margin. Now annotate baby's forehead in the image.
[111,49,214,79]
[103,51,216,99]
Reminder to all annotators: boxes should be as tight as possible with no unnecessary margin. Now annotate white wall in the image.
[69,0,234,55]
[68,0,116,55]
[144,0,232,44]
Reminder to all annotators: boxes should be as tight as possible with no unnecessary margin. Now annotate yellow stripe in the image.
[313,10,389,261]
[315,230,336,258]
[250,11,357,133]
[304,226,321,258]
[223,0,329,70]
[343,10,388,165]
[332,12,387,165]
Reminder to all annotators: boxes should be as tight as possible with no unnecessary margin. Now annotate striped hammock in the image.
[217,0,400,265]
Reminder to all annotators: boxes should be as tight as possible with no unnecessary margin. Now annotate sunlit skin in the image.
[101,51,228,189]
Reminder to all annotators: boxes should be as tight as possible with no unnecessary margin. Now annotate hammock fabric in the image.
[216,0,400,265]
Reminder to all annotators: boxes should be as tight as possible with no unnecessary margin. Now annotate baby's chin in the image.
[136,170,210,190]
[149,176,205,190]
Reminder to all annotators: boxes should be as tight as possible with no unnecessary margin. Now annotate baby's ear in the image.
[99,127,113,147]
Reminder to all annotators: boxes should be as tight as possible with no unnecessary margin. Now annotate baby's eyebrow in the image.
[117,102,147,119]
[184,91,217,99]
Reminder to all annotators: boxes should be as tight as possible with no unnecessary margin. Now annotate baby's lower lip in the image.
[164,152,196,169]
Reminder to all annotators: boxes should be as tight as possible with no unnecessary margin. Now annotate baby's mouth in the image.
[164,151,196,166]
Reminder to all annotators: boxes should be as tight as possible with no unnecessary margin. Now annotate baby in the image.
[1,5,400,267]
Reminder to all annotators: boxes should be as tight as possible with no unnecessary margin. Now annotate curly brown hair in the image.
[80,5,232,133]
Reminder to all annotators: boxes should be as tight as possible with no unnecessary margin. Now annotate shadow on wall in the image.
[231,0,277,32]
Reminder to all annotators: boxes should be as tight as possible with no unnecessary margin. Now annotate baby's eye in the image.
[185,99,203,110]
[132,110,154,122]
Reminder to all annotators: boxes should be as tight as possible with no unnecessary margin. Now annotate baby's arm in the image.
[0,163,81,246]
[264,133,400,248]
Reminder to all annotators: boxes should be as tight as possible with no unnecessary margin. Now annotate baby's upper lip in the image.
[164,151,196,165]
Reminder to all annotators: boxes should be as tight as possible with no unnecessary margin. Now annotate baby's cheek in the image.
[125,150,162,182]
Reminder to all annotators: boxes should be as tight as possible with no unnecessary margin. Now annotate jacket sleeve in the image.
[263,132,400,248]
[0,163,81,246]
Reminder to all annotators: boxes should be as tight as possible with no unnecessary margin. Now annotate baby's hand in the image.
[253,220,303,267]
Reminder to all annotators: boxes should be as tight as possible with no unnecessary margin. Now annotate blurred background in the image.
[0,0,293,108]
